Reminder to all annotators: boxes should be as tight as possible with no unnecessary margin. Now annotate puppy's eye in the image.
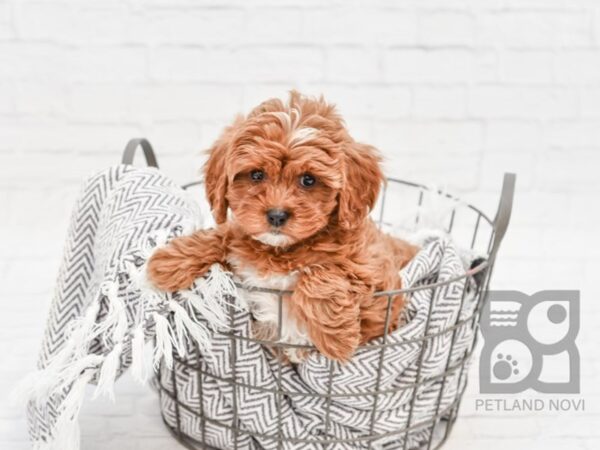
[250,170,265,182]
[299,173,316,188]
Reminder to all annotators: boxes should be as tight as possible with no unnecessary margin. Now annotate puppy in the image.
[147,92,418,363]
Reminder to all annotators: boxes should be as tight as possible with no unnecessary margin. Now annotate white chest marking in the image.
[226,255,310,349]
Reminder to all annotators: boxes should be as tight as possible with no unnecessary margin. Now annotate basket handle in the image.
[489,172,516,262]
[121,138,159,168]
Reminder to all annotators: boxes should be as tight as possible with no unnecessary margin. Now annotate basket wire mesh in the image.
[123,139,515,450]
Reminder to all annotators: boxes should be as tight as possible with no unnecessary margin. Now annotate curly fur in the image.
[148,91,418,362]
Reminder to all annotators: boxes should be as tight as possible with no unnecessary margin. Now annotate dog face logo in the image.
[479,290,580,394]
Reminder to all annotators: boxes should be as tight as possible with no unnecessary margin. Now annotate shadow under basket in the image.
[122,139,515,450]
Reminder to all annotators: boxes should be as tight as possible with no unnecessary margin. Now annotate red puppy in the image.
[148,92,418,362]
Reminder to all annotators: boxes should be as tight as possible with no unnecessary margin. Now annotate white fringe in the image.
[51,354,104,398]
[70,300,102,360]
[11,298,104,407]
[130,324,147,384]
[92,284,124,340]
[169,301,189,358]
[179,263,242,332]
[29,369,96,450]
[24,226,241,450]
[49,369,95,450]
[204,263,242,309]
[111,305,128,343]
[179,289,224,330]
[169,300,212,355]
[127,260,164,307]
[153,312,174,369]
[131,250,241,371]
[93,342,123,401]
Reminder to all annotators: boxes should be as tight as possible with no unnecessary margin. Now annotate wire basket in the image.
[122,139,515,450]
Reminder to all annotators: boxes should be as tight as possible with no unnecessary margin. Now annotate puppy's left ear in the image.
[204,116,245,224]
[204,139,228,224]
[338,142,384,230]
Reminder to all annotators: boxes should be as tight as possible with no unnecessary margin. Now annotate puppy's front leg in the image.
[147,228,227,292]
[291,265,362,362]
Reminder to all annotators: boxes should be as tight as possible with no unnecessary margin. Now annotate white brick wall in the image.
[1,1,599,449]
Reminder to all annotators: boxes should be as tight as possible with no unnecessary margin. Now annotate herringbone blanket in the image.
[159,235,477,450]
[20,165,478,450]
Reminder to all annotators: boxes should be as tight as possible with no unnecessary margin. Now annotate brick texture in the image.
[0,1,599,449]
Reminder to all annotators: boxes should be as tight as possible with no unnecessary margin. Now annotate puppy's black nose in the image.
[266,209,289,227]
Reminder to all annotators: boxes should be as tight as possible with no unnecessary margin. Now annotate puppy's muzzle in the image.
[266,209,289,227]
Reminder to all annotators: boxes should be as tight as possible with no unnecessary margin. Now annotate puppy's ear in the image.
[204,124,237,224]
[337,142,384,230]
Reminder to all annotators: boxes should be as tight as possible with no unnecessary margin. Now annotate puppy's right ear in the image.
[204,123,237,224]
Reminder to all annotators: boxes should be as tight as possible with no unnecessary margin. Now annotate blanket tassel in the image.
[153,312,174,370]
[130,325,147,384]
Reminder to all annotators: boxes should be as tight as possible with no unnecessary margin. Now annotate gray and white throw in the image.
[19,164,478,450]
[158,234,477,450]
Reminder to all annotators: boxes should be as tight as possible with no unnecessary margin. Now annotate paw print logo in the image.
[494,354,519,380]
[480,290,580,394]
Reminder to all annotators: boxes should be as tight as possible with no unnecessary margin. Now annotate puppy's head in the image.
[204,91,384,248]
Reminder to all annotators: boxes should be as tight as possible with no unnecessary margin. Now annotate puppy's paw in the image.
[315,332,360,363]
[146,246,204,292]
